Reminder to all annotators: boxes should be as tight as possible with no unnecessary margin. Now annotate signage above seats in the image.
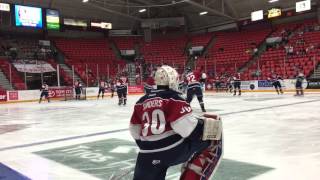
[64,18,87,27]
[296,0,311,12]
[91,22,112,29]
[251,10,264,21]
[15,5,43,28]
[0,3,10,12]
[267,8,282,18]
[46,9,60,30]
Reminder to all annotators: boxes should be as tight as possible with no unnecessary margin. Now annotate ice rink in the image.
[1,92,320,180]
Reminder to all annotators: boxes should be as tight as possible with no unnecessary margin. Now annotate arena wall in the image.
[0,82,319,104]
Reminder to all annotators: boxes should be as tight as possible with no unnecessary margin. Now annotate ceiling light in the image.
[139,9,146,13]
[268,0,279,3]
[199,11,208,15]
[82,0,89,2]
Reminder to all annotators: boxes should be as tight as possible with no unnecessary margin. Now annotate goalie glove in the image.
[201,114,222,141]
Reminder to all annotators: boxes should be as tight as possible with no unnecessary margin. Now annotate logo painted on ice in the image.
[180,106,192,114]
[59,145,114,163]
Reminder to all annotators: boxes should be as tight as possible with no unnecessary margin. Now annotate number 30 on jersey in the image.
[142,109,166,136]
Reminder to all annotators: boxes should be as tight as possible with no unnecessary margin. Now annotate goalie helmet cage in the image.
[63,86,87,101]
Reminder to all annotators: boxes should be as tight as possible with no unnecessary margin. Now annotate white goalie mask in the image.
[155,65,179,91]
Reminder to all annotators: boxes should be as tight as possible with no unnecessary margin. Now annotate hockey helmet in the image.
[155,65,179,91]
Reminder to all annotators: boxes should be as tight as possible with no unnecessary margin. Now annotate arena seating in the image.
[62,59,126,86]
[111,36,143,50]
[243,20,320,80]
[16,38,40,59]
[47,59,73,86]
[140,35,188,73]
[196,29,272,78]
[55,38,116,60]
[0,59,26,90]
[269,23,300,38]
[0,37,45,59]
[0,20,318,91]
[189,33,213,47]
[54,38,125,86]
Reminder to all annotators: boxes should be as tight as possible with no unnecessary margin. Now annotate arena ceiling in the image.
[4,0,319,30]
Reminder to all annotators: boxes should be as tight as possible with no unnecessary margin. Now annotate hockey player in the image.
[129,65,223,180]
[295,72,305,96]
[178,81,187,95]
[268,74,283,95]
[109,79,115,98]
[97,80,107,99]
[233,73,241,96]
[116,75,128,105]
[178,72,187,94]
[226,76,233,93]
[185,67,207,112]
[214,76,221,93]
[39,82,50,103]
[144,74,156,95]
[199,71,207,92]
[74,80,83,100]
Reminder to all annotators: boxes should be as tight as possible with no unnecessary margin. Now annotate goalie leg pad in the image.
[180,139,223,180]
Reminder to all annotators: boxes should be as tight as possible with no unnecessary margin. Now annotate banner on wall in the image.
[283,79,308,90]
[205,79,309,91]
[205,80,258,91]
[6,87,76,102]
[7,91,19,101]
[257,80,274,89]
[128,86,144,93]
[0,91,7,102]
[84,87,100,97]
[241,80,257,90]
[13,63,56,73]
[256,79,308,90]
[48,87,73,98]
[307,79,320,89]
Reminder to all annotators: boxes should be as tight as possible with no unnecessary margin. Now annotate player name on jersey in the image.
[143,99,163,110]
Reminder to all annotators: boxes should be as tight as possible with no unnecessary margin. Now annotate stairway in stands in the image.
[310,63,320,79]
[0,59,26,90]
[0,68,13,90]
[46,59,73,86]
[59,64,85,85]
[126,63,137,85]
[238,33,272,73]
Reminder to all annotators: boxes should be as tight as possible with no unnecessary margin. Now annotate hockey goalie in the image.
[129,65,223,180]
